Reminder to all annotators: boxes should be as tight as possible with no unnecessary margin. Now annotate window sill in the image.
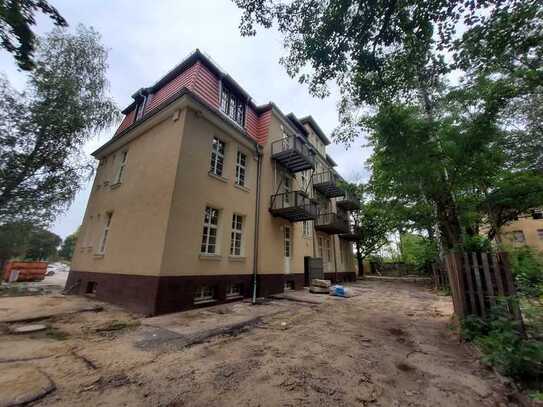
[228,256,246,263]
[226,295,243,300]
[199,254,222,261]
[110,182,122,190]
[234,184,250,193]
[208,172,228,183]
[194,298,217,305]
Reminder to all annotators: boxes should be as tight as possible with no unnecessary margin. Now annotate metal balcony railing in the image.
[312,171,345,198]
[336,190,361,211]
[270,191,318,222]
[315,212,350,234]
[271,135,315,173]
[339,224,360,241]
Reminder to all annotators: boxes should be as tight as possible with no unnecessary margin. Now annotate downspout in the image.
[252,144,263,304]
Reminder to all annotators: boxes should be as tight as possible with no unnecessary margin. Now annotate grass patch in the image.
[46,327,70,340]
[94,319,140,333]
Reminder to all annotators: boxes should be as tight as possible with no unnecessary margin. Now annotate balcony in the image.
[336,191,361,211]
[315,212,350,234]
[270,191,318,222]
[271,135,315,173]
[312,171,345,198]
[339,224,360,241]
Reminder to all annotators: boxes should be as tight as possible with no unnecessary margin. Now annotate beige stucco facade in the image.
[495,214,543,251]
[68,76,356,315]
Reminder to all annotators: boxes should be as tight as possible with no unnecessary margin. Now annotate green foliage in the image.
[462,301,543,381]
[507,246,543,297]
[0,25,119,225]
[400,233,438,272]
[0,221,60,261]
[0,0,67,70]
[59,229,78,260]
[461,235,492,253]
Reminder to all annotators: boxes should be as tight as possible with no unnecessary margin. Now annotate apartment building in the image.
[492,210,543,251]
[66,50,359,315]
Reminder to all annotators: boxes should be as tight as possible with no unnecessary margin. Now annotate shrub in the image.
[462,300,543,381]
[508,246,543,297]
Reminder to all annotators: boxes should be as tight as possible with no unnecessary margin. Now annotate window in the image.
[235,151,247,187]
[318,236,324,258]
[98,213,112,254]
[230,214,244,256]
[226,283,242,298]
[538,229,543,240]
[303,221,312,238]
[325,238,332,261]
[220,85,245,126]
[85,281,97,295]
[284,225,292,258]
[512,230,525,242]
[194,285,215,303]
[201,207,219,254]
[115,151,128,184]
[210,137,225,177]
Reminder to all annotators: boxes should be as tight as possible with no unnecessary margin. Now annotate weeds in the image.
[461,300,543,384]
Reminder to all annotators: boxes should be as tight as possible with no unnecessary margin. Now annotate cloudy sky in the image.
[0,0,370,239]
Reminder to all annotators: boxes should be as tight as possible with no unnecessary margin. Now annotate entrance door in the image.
[284,225,292,275]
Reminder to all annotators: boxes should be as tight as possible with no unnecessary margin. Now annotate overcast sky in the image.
[0,0,370,239]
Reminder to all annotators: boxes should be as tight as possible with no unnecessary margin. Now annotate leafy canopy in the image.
[0,25,119,226]
[0,0,67,70]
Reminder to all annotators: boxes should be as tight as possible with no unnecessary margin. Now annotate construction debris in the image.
[309,279,331,294]
[9,324,48,334]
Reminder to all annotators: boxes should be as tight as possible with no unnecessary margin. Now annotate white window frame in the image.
[210,137,225,177]
[114,151,128,184]
[512,230,526,242]
[318,236,324,258]
[194,285,215,303]
[284,225,292,258]
[230,214,244,256]
[303,220,312,238]
[235,151,248,187]
[226,283,242,298]
[325,237,332,261]
[97,212,112,254]
[201,207,220,255]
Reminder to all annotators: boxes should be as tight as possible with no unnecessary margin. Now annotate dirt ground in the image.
[0,279,518,406]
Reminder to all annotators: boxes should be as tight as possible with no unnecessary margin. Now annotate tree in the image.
[0,221,60,263]
[400,233,438,273]
[26,227,60,260]
[0,25,119,226]
[59,228,78,260]
[0,221,33,265]
[0,0,67,70]
[235,0,543,251]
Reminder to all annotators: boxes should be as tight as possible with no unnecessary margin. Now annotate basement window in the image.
[226,283,242,298]
[86,281,97,295]
[284,281,294,291]
[194,285,215,304]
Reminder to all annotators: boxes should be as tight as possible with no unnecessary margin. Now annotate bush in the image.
[508,246,543,297]
[461,301,543,381]
[462,235,492,253]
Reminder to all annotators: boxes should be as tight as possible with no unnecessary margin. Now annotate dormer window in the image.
[220,85,245,126]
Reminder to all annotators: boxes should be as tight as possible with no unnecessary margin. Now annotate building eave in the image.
[299,115,331,145]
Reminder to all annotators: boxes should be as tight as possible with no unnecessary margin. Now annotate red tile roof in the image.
[114,50,273,144]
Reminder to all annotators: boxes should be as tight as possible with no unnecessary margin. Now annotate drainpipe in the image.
[252,144,263,304]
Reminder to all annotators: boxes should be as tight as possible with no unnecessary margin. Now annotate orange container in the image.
[3,261,48,282]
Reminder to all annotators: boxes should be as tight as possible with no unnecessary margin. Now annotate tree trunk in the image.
[434,192,463,251]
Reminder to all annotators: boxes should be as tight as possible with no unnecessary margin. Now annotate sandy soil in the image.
[0,280,516,406]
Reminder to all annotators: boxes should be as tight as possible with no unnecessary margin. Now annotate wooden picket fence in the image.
[439,252,523,325]
[431,261,450,291]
